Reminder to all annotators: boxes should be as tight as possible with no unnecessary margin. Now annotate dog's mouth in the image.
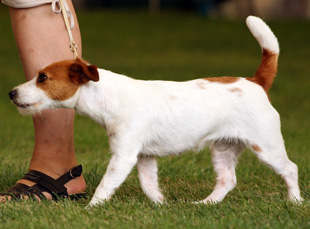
[12,100,33,109]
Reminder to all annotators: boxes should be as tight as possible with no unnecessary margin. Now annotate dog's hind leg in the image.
[137,155,164,204]
[246,109,302,202]
[198,140,244,204]
[249,138,302,202]
[88,153,138,207]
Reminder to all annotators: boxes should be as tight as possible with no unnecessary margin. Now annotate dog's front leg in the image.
[87,153,138,207]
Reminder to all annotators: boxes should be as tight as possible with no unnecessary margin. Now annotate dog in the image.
[9,16,302,207]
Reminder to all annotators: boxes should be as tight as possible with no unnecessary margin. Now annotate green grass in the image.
[1,7,310,228]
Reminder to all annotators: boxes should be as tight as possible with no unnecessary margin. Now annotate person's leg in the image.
[1,1,85,200]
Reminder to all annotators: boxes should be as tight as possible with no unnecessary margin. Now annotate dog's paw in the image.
[289,196,304,205]
[85,195,108,209]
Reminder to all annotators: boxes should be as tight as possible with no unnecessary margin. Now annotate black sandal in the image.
[0,165,86,200]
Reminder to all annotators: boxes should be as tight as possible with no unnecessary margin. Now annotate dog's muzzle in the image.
[8,89,32,109]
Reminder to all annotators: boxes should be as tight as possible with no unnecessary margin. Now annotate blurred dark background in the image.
[73,0,310,19]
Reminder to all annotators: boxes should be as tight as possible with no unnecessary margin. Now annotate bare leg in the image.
[1,2,85,201]
[137,156,164,203]
[198,141,243,204]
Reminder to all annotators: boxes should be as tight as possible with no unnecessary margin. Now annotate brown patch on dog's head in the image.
[36,58,99,100]
[204,77,239,84]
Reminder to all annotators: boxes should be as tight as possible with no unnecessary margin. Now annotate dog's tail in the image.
[246,16,279,94]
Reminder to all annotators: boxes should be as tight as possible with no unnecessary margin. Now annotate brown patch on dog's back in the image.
[229,87,242,93]
[204,77,240,84]
[36,58,99,101]
[229,87,243,97]
[196,80,206,89]
[251,144,262,153]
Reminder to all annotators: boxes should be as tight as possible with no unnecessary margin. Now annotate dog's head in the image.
[9,58,99,115]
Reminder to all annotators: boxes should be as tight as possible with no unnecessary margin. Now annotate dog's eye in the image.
[38,74,48,83]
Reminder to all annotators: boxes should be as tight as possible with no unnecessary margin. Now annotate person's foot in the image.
[0,165,87,202]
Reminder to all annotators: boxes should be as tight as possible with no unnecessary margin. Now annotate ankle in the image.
[28,159,78,178]
[65,175,87,194]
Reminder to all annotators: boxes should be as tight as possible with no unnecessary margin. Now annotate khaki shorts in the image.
[1,0,53,8]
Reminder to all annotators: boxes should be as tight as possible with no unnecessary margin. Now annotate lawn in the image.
[1,6,310,228]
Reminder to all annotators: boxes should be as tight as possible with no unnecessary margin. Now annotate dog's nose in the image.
[9,89,17,100]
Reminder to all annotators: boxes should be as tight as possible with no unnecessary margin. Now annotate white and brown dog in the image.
[9,16,302,207]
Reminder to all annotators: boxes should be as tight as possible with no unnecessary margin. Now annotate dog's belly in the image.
[139,124,244,157]
[140,135,200,157]
[139,120,222,157]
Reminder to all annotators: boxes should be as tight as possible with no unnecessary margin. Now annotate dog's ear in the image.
[69,58,99,84]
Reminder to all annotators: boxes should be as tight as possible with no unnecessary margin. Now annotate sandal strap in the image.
[56,164,83,185]
[1,183,49,200]
[23,171,67,194]
[22,172,66,199]
[23,164,83,200]
[21,185,48,200]
[0,183,30,197]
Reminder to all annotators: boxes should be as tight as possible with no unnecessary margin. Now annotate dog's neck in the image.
[74,68,135,128]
